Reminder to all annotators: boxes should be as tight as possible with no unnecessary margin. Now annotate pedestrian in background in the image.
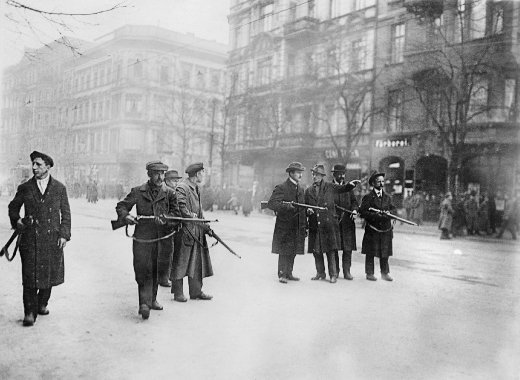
[171,162,214,301]
[267,162,307,284]
[438,192,454,239]
[116,161,179,320]
[452,195,466,237]
[495,194,518,240]
[477,194,491,235]
[464,191,479,235]
[331,164,359,280]
[488,193,497,234]
[410,191,424,226]
[359,171,396,282]
[8,151,71,327]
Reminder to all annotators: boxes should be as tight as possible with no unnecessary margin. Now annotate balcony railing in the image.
[284,17,319,38]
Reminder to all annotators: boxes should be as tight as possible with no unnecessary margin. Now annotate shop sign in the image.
[324,149,359,159]
[374,138,411,148]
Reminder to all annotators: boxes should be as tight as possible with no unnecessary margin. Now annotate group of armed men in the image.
[6,151,397,325]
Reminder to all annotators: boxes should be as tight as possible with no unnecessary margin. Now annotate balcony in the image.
[284,17,320,40]
[404,0,443,20]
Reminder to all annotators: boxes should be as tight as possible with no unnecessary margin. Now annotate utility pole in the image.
[208,98,217,187]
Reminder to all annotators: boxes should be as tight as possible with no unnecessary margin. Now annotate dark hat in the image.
[369,171,385,186]
[285,162,306,173]
[146,161,168,171]
[311,164,327,176]
[30,151,53,167]
[165,170,182,179]
[331,164,346,173]
[185,162,204,176]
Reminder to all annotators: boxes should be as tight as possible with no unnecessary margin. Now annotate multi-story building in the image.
[227,0,519,208]
[1,25,228,194]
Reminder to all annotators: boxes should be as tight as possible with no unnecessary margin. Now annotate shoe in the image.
[190,292,213,300]
[23,314,35,326]
[366,274,377,281]
[344,271,354,280]
[311,273,326,280]
[286,275,300,281]
[138,304,150,319]
[173,295,188,302]
[381,273,393,281]
[159,281,172,287]
[330,276,337,283]
[151,300,163,310]
[38,306,49,315]
[279,277,288,284]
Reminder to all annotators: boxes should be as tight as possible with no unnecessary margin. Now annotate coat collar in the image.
[29,175,54,201]
[139,181,167,203]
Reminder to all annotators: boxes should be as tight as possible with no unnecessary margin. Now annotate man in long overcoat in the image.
[267,162,307,284]
[171,162,214,302]
[359,171,396,281]
[331,164,359,280]
[305,164,359,283]
[439,192,454,239]
[116,161,179,319]
[8,151,71,326]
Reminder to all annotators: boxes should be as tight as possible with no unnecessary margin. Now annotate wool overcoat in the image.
[359,190,396,258]
[267,179,307,256]
[332,180,359,252]
[438,198,454,230]
[305,181,355,254]
[171,178,214,280]
[116,182,179,285]
[8,176,71,288]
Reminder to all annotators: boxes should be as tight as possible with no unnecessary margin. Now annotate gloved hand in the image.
[125,215,138,225]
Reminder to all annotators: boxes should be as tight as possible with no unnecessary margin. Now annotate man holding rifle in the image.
[171,162,214,302]
[115,161,180,319]
[359,171,396,282]
[305,164,360,283]
[267,162,307,284]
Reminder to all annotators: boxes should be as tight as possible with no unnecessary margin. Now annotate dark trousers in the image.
[497,219,517,239]
[278,254,296,278]
[440,228,450,239]
[172,250,203,297]
[365,255,389,275]
[157,249,173,284]
[23,286,52,317]
[333,250,352,274]
[313,252,338,278]
[137,247,159,307]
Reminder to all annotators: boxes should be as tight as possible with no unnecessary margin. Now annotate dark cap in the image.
[369,171,385,186]
[331,164,346,173]
[146,161,168,171]
[311,164,326,176]
[165,170,182,179]
[185,162,204,176]
[285,162,306,173]
[30,151,54,168]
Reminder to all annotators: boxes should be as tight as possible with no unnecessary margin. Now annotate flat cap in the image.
[146,160,168,171]
[185,162,204,175]
[165,170,182,179]
[30,151,54,167]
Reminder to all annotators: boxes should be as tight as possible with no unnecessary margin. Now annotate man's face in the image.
[373,176,385,190]
[148,170,165,186]
[32,157,50,179]
[194,169,205,184]
[312,172,325,184]
[289,170,302,183]
[165,178,179,189]
[333,172,345,183]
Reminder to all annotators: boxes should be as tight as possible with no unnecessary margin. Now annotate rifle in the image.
[335,205,356,215]
[111,215,218,230]
[208,229,241,259]
[368,207,417,226]
[1,216,33,261]
[282,201,327,211]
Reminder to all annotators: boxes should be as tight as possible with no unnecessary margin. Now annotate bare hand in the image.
[306,208,314,215]
[350,210,358,220]
[286,203,296,211]
[154,216,166,225]
[349,180,361,187]
[58,238,67,249]
[125,215,138,225]
[16,218,26,231]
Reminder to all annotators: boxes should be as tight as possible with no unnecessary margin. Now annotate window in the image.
[133,59,143,78]
[259,4,273,32]
[109,130,119,153]
[330,0,348,18]
[112,94,121,118]
[470,0,486,39]
[504,79,517,121]
[391,23,405,63]
[257,58,272,86]
[100,70,105,85]
[354,92,372,131]
[469,76,488,114]
[388,89,404,132]
[181,63,192,85]
[211,73,220,91]
[355,0,376,10]
[489,1,503,35]
[93,72,98,87]
[91,103,97,121]
[196,67,206,89]
[126,95,143,114]
[98,101,103,120]
[105,100,110,119]
[160,66,169,84]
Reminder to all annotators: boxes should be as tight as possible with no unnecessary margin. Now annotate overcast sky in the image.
[1,0,231,69]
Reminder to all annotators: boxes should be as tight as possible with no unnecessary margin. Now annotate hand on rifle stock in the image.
[125,215,138,225]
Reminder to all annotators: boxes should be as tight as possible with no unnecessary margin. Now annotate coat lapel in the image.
[29,177,42,203]
[153,184,167,204]
[140,183,153,202]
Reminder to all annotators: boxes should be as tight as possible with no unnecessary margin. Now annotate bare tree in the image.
[5,0,129,59]
[405,0,509,194]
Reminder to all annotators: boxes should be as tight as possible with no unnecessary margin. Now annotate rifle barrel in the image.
[282,201,327,211]
[210,230,241,259]
[335,205,355,214]
[368,207,418,226]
